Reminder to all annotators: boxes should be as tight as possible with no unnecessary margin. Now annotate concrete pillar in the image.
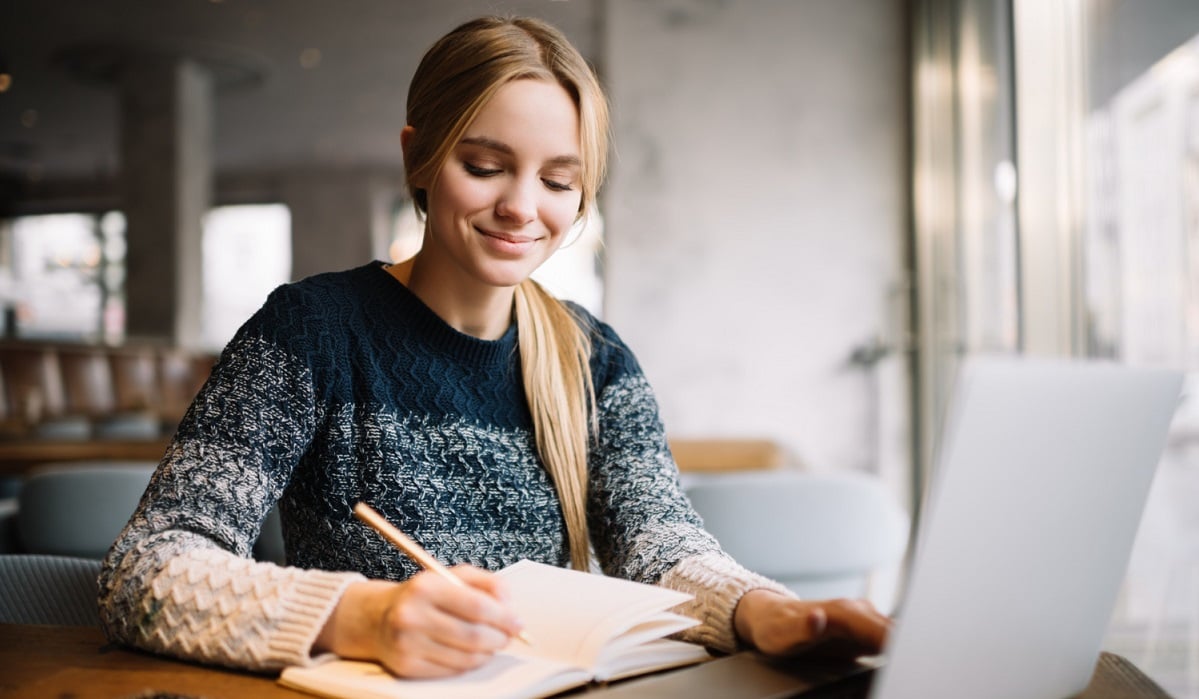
[121,58,212,348]
[286,170,395,280]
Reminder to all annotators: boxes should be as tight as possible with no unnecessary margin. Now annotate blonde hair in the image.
[405,16,609,570]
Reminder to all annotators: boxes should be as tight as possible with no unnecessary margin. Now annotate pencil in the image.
[352,502,533,646]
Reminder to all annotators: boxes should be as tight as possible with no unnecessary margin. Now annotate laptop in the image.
[596,356,1184,698]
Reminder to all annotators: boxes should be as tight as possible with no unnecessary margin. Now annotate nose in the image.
[495,177,537,225]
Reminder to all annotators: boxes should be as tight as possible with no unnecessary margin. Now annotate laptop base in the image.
[591,652,877,699]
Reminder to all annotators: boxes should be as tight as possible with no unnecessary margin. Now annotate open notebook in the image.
[278,560,712,699]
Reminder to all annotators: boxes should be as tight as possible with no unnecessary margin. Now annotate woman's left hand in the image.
[733,589,891,658]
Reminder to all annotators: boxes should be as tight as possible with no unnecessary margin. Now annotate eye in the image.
[464,162,501,177]
[542,178,574,192]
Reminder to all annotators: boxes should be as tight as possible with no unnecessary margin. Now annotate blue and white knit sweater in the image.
[98,261,788,672]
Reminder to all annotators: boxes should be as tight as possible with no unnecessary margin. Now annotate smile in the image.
[476,226,540,256]
[478,227,537,244]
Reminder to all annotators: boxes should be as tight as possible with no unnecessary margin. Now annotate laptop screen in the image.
[873,356,1182,699]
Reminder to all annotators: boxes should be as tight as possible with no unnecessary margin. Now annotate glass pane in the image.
[1081,3,1199,695]
[201,204,292,350]
[4,213,105,341]
[99,211,128,344]
[911,0,1019,507]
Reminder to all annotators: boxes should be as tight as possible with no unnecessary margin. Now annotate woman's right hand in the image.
[313,565,525,677]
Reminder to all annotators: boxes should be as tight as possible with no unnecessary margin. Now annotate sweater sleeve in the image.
[98,290,364,672]
[585,337,793,654]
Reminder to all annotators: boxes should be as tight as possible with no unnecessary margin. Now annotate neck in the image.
[391,256,516,341]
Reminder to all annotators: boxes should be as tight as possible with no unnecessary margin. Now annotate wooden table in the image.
[0,623,1175,699]
[0,439,169,477]
[0,624,306,699]
[0,438,782,478]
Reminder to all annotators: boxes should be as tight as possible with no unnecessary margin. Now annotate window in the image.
[201,204,292,349]
[1078,18,1199,696]
[916,4,1199,693]
[0,211,126,342]
[1084,32,1199,367]
[0,203,291,350]
[1011,3,1199,694]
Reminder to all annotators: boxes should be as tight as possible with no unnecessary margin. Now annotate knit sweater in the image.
[98,261,789,672]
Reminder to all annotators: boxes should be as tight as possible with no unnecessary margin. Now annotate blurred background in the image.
[0,0,1197,694]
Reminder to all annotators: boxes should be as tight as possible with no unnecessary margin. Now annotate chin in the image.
[475,262,543,289]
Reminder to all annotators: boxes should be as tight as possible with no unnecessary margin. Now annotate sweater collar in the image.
[358,261,518,366]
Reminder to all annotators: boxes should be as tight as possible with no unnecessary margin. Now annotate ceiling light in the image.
[299,48,322,70]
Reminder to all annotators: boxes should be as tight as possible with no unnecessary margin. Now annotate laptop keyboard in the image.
[788,666,876,699]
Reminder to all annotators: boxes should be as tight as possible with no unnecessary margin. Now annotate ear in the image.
[400,125,428,187]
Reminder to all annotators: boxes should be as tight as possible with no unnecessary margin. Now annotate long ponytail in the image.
[514,279,596,570]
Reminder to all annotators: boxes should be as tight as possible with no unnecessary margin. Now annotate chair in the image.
[59,345,161,440]
[108,347,160,414]
[15,462,156,559]
[0,497,18,553]
[0,554,102,625]
[685,470,909,611]
[0,345,66,424]
[57,345,116,417]
[5,460,287,563]
[254,504,287,564]
[158,349,215,429]
[0,345,90,439]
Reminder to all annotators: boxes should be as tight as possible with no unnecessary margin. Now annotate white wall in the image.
[602,0,909,478]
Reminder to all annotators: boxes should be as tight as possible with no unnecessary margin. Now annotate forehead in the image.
[461,79,581,159]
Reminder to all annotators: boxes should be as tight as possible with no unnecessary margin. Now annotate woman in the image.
[99,15,889,678]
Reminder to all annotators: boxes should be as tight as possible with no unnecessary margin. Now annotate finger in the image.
[451,564,514,604]
[424,608,513,654]
[437,585,523,637]
[383,597,510,663]
[846,601,891,647]
[416,638,498,672]
[392,574,512,650]
[822,600,890,651]
[406,575,522,647]
[380,644,494,678]
[436,566,524,637]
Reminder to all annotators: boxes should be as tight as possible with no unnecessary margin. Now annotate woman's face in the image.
[420,78,583,290]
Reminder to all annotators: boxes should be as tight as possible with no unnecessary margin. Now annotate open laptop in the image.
[597,356,1184,698]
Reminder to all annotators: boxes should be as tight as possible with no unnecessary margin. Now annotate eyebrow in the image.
[459,136,582,167]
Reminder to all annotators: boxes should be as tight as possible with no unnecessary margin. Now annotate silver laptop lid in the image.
[873,356,1183,699]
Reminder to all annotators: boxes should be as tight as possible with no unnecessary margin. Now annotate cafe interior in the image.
[0,1,1197,695]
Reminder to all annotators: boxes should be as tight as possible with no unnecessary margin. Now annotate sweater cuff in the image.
[659,551,795,654]
[268,568,366,668]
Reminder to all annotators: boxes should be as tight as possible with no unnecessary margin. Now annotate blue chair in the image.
[15,462,156,559]
[685,470,909,611]
[254,504,286,564]
[4,460,287,564]
[0,554,102,625]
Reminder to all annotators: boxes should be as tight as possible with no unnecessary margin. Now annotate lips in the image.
[477,227,536,244]
[476,226,540,256]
